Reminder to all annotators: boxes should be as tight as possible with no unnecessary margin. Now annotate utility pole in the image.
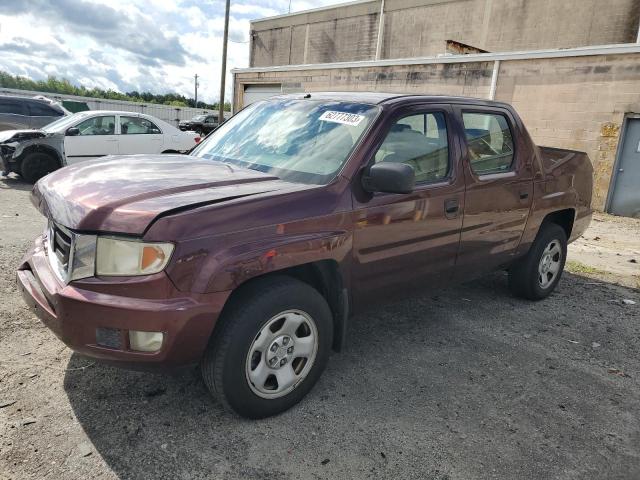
[194,73,199,108]
[219,0,230,125]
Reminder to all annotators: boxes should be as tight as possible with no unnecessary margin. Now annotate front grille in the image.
[52,224,72,269]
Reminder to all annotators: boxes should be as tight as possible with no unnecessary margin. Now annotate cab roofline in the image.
[267,92,511,108]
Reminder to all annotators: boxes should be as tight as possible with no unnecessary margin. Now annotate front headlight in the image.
[95,237,174,276]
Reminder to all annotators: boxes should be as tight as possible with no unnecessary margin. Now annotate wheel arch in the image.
[17,144,63,169]
[214,260,348,353]
[541,208,575,240]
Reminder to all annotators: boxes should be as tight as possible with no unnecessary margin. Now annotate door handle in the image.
[519,191,529,199]
[444,199,459,218]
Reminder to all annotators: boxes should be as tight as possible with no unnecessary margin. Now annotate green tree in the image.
[0,71,224,110]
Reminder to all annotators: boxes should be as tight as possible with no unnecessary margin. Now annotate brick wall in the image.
[250,0,640,67]
[495,53,640,210]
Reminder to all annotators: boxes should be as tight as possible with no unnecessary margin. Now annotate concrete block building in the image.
[232,0,640,215]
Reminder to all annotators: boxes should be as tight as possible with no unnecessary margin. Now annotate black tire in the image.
[509,223,567,300]
[20,152,59,183]
[201,276,333,419]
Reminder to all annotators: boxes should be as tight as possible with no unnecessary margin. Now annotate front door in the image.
[203,115,218,133]
[452,106,533,280]
[609,118,640,218]
[352,105,465,305]
[64,115,118,164]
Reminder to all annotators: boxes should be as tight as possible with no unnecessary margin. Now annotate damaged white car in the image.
[1,110,200,183]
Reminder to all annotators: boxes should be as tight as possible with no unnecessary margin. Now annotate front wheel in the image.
[509,223,567,300]
[201,276,333,419]
[20,152,59,183]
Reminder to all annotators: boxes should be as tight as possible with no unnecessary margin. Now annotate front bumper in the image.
[17,235,230,368]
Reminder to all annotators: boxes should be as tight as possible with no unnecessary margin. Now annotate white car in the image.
[43,110,199,163]
[0,111,201,182]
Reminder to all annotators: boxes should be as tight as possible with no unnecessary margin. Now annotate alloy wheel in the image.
[538,239,562,289]
[245,310,318,399]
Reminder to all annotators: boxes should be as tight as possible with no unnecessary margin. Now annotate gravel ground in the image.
[1,174,639,480]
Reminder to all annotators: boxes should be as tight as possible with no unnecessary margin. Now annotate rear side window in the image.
[120,116,161,134]
[0,99,25,115]
[462,112,514,175]
[374,111,449,183]
[28,102,62,117]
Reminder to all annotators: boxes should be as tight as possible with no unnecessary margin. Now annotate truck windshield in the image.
[191,99,380,185]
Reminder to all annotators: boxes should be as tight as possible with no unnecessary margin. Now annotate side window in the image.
[205,116,217,124]
[374,112,449,183]
[28,102,61,117]
[462,112,514,175]
[75,116,116,135]
[0,99,25,115]
[120,116,161,134]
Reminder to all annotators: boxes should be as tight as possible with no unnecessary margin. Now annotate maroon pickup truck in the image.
[18,93,592,418]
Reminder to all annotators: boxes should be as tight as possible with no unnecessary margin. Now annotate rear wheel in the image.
[509,223,567,300]
[201,276,333,419]
[20,152,59,183]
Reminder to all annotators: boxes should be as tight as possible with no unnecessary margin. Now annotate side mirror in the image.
[66,127,80,136]
[362,162,415,194]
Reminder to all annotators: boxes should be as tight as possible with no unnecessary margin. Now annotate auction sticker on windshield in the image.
[319,111,365,126]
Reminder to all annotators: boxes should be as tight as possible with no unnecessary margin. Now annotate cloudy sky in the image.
[0,0,345,103]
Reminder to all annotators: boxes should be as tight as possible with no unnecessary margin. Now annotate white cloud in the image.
[0,0,347,103]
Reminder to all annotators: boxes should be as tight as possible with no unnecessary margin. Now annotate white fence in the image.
[0,87,231,127]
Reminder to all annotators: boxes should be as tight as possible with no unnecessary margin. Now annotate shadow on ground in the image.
[0,175,33,191]
[64,273,640,480]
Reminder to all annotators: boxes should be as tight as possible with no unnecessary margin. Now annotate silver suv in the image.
[0,95,67,132]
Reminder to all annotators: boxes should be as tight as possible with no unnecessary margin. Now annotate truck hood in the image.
[32,154,295,235]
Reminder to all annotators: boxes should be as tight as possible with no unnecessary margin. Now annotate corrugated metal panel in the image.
[0,87,231,127]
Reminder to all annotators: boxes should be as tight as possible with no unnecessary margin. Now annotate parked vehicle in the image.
[0,110,200,182]
[179,114,219,134]
[0,95,68,132]
[18,93,593,418]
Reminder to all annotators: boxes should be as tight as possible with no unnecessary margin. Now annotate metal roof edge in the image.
[232,43,640,74]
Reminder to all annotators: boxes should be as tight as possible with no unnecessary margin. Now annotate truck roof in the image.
[270,91,511,108]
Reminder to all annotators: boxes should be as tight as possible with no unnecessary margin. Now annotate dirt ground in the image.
[1,174,639,480]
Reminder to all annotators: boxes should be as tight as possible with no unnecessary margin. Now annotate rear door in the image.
[452,106,534,280]
[0,98,28,131]
[352,105,465,304]
[118,115,164,154]
[64,115,118,163]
